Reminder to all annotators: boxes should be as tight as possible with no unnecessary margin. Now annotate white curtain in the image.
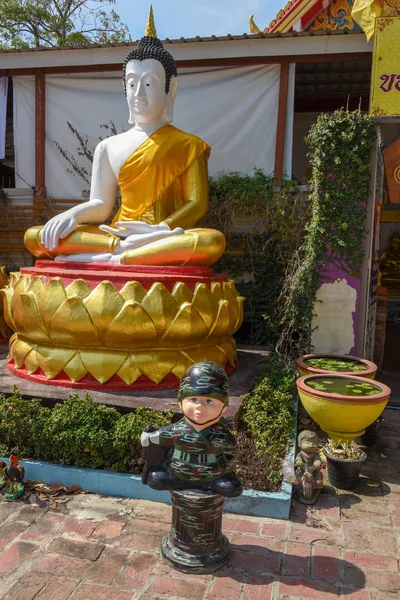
[13,65,294,198]
[0,76,8,160]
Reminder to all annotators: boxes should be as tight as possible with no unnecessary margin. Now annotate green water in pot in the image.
[305,356,368,373]
[306,377,380,396]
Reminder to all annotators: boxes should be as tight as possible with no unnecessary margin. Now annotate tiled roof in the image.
[0,27,363,54]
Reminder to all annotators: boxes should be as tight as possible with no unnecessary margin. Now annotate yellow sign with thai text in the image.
[370,17,400,116]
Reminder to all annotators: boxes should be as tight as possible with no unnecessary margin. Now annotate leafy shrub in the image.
[112,407,174,473]
[0,386,42,455]
[32,392,120,468]
[0,388,174,473]
[238,352,296,484]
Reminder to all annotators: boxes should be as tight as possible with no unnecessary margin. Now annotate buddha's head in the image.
[123,5,179,125]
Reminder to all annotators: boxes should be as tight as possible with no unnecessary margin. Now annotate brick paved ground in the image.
[0,408,400,599]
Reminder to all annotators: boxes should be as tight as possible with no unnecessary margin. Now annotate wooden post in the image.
[274,58,290,183]
[34,69,46,213]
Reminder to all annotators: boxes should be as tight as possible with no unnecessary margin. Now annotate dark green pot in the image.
[325,450,367,490]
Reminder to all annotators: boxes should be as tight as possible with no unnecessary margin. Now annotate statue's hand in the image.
[41,214,78,251]
[141,430,160,447]
[99,221,171,238]
[118,227,184,253]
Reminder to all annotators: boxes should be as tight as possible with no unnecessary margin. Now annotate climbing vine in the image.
[276,109,376,362]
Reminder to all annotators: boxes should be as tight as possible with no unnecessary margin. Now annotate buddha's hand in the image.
[99,221,184,254]
[41,214,78,251]
[141,430,160,447]
[99,221,172,238]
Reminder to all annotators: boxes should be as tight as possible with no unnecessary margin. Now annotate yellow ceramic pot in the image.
[296,374,390,443]
[296,354,377,379]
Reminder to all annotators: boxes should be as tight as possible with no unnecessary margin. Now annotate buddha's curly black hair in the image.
[123,36,177,94]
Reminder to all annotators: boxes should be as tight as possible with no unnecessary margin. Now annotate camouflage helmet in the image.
[178,361,230,406]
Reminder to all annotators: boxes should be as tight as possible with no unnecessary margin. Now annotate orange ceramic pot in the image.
[296,354,377,380]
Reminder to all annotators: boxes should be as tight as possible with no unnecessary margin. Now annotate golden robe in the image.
[25,124,225,266]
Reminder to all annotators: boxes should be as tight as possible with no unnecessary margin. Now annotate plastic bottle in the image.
[281,458,296,483]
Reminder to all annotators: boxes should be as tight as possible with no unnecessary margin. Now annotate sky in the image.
[114,0,286,40]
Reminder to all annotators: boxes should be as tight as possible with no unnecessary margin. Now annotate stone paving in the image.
[0,408,400,600]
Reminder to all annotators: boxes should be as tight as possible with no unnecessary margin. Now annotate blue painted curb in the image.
[1,400,297,519]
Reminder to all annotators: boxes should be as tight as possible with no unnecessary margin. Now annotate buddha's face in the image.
[181,395,227,430]
[126,58,175,125]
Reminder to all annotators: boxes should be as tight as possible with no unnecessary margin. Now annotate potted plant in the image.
[296,354,377,379]
[323,439,366,490]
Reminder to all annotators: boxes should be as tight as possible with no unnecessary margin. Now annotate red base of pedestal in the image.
[6,362,181,390]
[21,261,227,292]
[7,361,236,391]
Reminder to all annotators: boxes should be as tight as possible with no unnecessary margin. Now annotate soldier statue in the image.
[141,361,242,497]
[140,361,242,573]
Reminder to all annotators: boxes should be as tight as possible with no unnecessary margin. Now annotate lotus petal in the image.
[27,276,45,294]
[217,338,237,367]
[12,338,35,368]
[63,353,88,382]
[36,279,67,335]
[135,351,179,383]
[211,282,224,302]
[172,351,194,381]
[233,296,245,332]
[105,301,158,348]
[8,272,18,287]
[120,281,146,303]
[7,333,17,360]
[84,281,124,342]
[11,273,29,295]
[0,266,9,288]
[222,284,240,333]
[141,283,178,336]
[10,275,30,315]
[1,287,17,331]
[172,282,193,305]
[184,345,227,368]
[65,279,91,299]
[80,350,127,383]
[51,297,101,347]
[24,347,39,374]
[206,300,230,340]
[35,344,75,379]
[116,355,142,385]
[162,303,207,345]
[13,292,51,343]
[192,283,219,330]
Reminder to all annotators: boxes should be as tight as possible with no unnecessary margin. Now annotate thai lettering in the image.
[379,74,400,93]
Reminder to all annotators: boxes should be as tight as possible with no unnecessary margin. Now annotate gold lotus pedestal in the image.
[2,261,244,390]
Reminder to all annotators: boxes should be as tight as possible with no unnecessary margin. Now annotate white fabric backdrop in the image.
[0,76,8,160]
[13,65,294,198]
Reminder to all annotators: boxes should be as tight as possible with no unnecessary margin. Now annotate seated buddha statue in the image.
[380,232,400,294]
[25,6,225,267]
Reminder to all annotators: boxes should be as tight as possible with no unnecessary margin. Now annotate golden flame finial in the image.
[249,14,262,34]
[144,4,157,37]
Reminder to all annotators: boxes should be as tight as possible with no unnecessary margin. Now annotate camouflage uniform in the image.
[146,418,241,496]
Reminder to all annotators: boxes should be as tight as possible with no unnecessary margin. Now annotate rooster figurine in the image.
[1,455,25,500]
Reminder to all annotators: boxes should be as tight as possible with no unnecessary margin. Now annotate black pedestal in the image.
[162,489,230,574]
